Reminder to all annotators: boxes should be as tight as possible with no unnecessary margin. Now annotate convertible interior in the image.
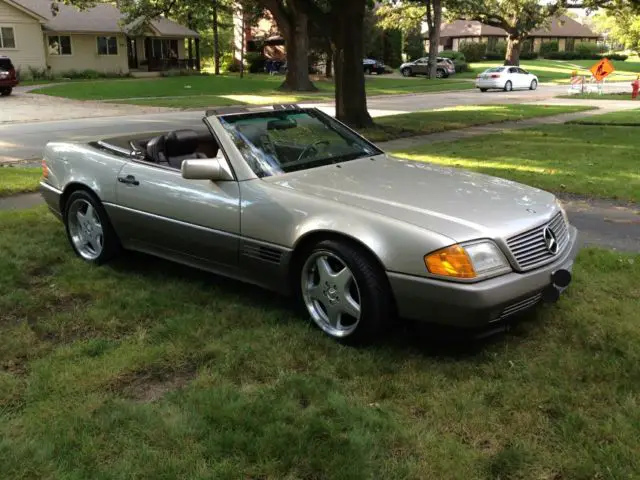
[97,127,220,170]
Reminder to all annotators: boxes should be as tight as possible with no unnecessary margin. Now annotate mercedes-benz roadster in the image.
[40,105,579,343]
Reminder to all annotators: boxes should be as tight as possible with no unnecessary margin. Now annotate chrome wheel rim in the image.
[436,70,443,78]
[301,251,362,338]
[67,199,104,261]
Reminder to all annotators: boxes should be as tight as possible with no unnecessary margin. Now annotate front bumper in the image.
[40,181,63,220]
[388,226,580,328]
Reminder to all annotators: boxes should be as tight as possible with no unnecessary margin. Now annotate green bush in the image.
[520,51,539,60]
[403,27,425,61]
[484,53,503,61]
[458,41,487,62]
[488,40,507,56]
[245,52,266,73]
[606,53,628,61]
[453,60,471,73]
[383,29,403,68]
[575,41,601,56]
[540,40,559,57]
[439,50,465,62]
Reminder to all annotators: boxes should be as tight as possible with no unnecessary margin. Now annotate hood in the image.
[399,61,416,69]
[265,155,559,243]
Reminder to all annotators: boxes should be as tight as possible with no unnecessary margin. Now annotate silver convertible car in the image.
[40,104,579,343]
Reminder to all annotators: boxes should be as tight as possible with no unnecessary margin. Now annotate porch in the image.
[126,36,200,73]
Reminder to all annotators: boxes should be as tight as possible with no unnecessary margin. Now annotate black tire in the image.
[504,81,513,92]
[436,69,446,79]
[297,239,392,344]
[364,67,372,75]
[480,88,488,92]
[0,88,12,96]
[530,79,538,90]
[401,68,412,77]
[63,189,120,265]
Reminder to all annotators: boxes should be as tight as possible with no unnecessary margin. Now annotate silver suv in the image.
[400,57,456,78]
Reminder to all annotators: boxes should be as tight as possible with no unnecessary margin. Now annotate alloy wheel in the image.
[67,198,104,261]
[301,251,362,338]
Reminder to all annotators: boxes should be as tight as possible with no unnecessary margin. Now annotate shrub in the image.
[459,41,487,62]
[540,40,559,57]
[245,52,266,73]
[520,51,539,60]
[606,53,628,61]
[453,60,471,73]
[575,41,600,56]
[484,52,503,61]
[488,40,507,56]
[439,50,465,62]
[404,27,425,61]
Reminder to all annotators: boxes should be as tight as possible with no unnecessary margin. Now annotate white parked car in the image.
[476,66,538,92]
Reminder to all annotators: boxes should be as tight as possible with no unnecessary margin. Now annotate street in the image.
[0,83,623,163]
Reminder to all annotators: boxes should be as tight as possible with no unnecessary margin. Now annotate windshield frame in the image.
[211,107,384,179]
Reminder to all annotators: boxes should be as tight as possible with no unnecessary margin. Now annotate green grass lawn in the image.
[460,58,640,84]
[31,74,475,107]
[360,104,594,143]
[1,206,639,479]
[0,167,41,197]
[568,108,640,126]
[559,92,638,100]
[391,124,640,203]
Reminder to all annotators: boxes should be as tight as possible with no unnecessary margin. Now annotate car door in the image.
[110,149,241,270]
[506,67,520,88]
[518,68,532,88]
[414,58,429,75]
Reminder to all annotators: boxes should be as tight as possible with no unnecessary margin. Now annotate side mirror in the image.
[181,158,234,181]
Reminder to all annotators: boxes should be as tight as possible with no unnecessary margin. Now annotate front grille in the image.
[506,212,569,271]
[497,293,543,321]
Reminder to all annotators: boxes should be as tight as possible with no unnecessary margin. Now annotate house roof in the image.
[9,0,199,37]
[437,15,599,39]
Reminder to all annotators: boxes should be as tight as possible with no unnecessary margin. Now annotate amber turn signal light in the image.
[42,159,48,178]
[424,244,477,279]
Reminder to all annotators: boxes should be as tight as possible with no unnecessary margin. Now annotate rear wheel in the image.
[530,79,538,90]
[299,240,392,344]
[401,68,412,77]
[436,69,445,79]
[64,190,120,265]
[365,67,372,75]
[480,88,488,92]
[0,88,12,96]
[504,80,513,92]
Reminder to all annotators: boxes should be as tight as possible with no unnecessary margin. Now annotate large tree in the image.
[257,0,317,91]
[377,1,444,79]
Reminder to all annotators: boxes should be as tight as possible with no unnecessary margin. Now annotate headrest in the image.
[164,129,200,157]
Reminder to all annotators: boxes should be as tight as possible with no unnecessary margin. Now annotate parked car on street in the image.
[476,66,539,92]
[400,57,456,78]
[0,56,18,96]
[40,104,578,344]
[363,58,386,75]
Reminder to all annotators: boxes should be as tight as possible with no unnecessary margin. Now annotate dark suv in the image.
[0,56,18,96]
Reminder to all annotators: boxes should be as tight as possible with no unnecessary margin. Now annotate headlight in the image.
[424,241,511,280]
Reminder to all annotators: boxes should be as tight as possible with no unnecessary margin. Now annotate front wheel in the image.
[364,67,372,75]
[504,80,513,92]
[299,240,392,344]
[401,68,412,77]
[64,190,120,265]
[0,88,12,96]
[480,88,488,92]
[530,79,538,90]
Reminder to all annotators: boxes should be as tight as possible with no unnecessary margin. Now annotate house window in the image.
[487,36,498,52]
[48,35,72,55]
[0,26,16,49]
[566,38,575,51]
[151,38,178,59]
[97,36,118,55]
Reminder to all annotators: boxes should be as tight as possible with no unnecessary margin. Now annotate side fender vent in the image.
[243,244,283,265]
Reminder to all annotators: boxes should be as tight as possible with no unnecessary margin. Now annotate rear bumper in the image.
[40,181,63,220]
[389,226,580,328]
[476,79,504,89]
[0,80,18,88]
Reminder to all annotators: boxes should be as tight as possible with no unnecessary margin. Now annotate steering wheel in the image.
[296,140,330,164]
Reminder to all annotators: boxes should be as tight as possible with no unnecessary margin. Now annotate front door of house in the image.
[127,37,138,69]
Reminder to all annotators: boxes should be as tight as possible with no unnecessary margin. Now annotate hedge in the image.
[458,41,487,62]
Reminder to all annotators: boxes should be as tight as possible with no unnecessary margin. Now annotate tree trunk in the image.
[505,35,522,66]
[240,13,245,78]
[213,0,220,75]
[426,0,441,79]
[279,11,317,91]
[333,0,372,127]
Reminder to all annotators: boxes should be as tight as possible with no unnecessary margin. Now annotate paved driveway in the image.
[0,85,172,124]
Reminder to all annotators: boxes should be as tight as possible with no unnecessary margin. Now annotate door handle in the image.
[117,175,139,186]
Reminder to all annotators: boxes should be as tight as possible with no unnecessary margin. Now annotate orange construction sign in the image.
[590,58,615,81]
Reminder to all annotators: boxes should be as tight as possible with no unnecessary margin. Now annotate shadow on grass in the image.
[108,249,540,359]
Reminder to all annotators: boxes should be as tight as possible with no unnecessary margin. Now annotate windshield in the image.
[217,109,382,178]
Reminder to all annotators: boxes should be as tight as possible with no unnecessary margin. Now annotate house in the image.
[0,0,200,76]
[429,15,600,54]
